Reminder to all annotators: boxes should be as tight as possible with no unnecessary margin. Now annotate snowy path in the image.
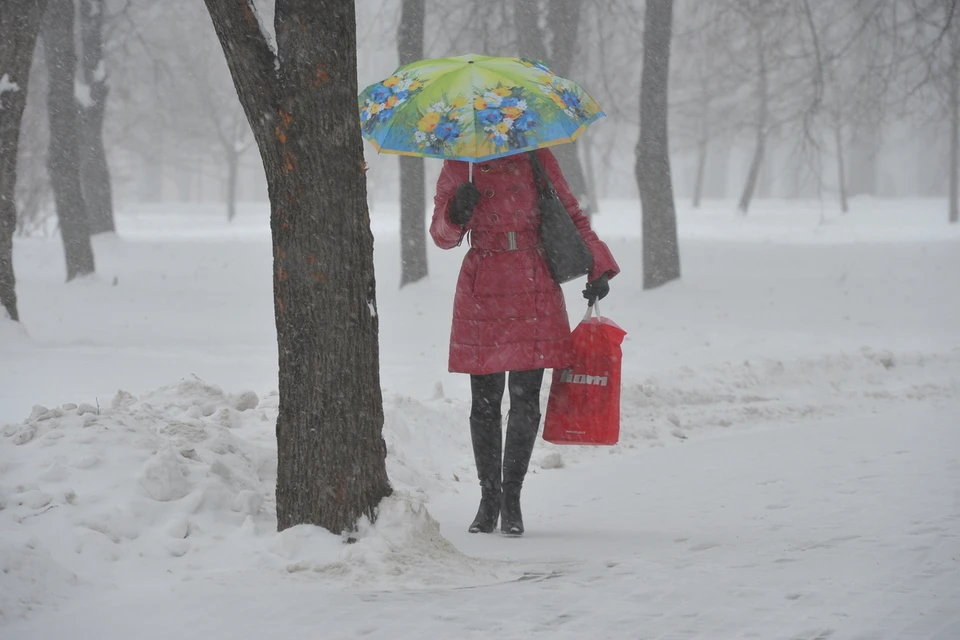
[5,404,958,640]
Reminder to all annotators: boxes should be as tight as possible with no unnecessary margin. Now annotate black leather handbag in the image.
[528,151,594,284]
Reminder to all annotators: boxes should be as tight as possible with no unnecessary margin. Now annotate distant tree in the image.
[171,41,255,221]
[637,0,680,289]
[736,2,772,214]
[78,0,115,235]
[203,0,392,534]
[670,3,741,208]
[43,0,96,281]
[515,0,593,216]
[0,0,49,321]
[398,0,428,287]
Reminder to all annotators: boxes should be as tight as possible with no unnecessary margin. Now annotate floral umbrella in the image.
[358,54,604,165]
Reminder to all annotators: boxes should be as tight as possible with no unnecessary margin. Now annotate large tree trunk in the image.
[204,0,391,535]
[636,0,680,290]
[78,0,114,235]
[738,30,768,214]
[43,0,96,281]
[398,0,427,287]
[0,0,49,321]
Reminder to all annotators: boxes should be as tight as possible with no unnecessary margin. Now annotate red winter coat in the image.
[430,148,620,375]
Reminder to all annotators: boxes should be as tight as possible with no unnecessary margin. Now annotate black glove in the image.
[449,182,480,226]
[583,275,609,306]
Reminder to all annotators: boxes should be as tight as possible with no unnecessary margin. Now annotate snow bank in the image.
[2,358,957,620]
[272,494,504,588]
[0,377,509,621]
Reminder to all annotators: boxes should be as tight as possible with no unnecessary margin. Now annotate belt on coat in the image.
[469,230,540,252]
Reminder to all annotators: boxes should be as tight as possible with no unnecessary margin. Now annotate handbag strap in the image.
[582,301,602,323]
[527,151,557,199]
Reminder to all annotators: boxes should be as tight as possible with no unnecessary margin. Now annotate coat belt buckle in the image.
[507,231,518,251]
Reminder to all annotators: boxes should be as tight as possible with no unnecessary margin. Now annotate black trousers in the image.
[470,369,545,422]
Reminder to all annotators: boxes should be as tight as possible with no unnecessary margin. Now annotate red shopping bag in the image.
[543,303,627,445]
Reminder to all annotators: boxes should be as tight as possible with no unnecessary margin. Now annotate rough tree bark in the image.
[78,0,115,235]
[0,0,49,321]
[738,27,768,214]
[398,0,427,287]
[44,0,96,281]
[203,0,391,534]
[636,0,680,290]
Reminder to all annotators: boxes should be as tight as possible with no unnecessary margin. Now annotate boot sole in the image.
[468,523,498,533]
[469,516,500,533]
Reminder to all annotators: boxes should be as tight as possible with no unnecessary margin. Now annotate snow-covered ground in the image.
[2,198,959,639]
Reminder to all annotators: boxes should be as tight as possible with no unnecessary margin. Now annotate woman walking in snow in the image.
[430,148,619,536]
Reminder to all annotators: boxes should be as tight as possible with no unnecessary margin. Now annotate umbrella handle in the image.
[469,161,473,183]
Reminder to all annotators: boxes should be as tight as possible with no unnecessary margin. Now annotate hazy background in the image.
[13,0,958,234]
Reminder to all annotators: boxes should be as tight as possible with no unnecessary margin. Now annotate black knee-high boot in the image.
[501,407,540,535]
[468,415,502,533]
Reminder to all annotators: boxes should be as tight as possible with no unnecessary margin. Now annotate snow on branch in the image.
[0,74,20,103]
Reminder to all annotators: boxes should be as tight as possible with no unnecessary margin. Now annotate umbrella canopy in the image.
[358,54,604,163]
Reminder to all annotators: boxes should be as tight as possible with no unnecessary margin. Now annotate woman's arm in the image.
[536,148,620,281]
[430,160,470,249]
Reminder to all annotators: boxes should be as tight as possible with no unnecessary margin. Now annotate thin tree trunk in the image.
[398,0,427,287]
[692,136,708,209]
[757,144,773,199]
[835,117,849,214]
[738,30,768,214]
[204,0,391,535]
[848,0,880,198]
[740,135,765,212]
[43,0,95,281]
[637,0,680,290]
[544,0,592,217]
[78,0,114,235]
[515,1,591,214]
[0,0,49,321]
[950,19,960,223]
[226,152,238,222]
